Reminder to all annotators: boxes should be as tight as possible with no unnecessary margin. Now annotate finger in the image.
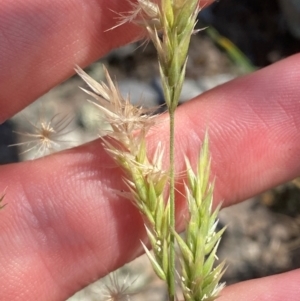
[1,54,300,300]
[0,0,213,123]
[0,0,140,122]
[218,269,300,301]
[167,53,300,206]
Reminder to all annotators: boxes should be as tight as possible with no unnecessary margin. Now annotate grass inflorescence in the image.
[77,1,226,300]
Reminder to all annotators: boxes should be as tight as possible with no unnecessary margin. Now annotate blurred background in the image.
[1,0,300,300]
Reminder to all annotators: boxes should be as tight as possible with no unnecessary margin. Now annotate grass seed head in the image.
[100,272,139,301]
[11,112,74,159]
[76,66,157,150]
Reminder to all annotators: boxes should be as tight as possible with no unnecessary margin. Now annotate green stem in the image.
[168,109,175,301]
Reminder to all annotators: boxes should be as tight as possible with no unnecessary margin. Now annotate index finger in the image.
[0,0,213,122]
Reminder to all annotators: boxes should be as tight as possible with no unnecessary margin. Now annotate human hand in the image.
[1,0,300,300]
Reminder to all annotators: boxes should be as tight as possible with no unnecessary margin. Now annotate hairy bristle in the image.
[100,272,139,301]
[10,112,74,159]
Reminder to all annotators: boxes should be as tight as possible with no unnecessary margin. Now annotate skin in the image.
[0,0,300,300]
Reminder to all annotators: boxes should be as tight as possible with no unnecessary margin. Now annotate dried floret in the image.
[10,112,74,159]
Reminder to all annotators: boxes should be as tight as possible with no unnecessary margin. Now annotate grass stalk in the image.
[168,109,175,301]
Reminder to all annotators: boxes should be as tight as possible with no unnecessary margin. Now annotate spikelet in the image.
[109,0,162,31]
[75,66,157,154]
[173,135,226,301]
